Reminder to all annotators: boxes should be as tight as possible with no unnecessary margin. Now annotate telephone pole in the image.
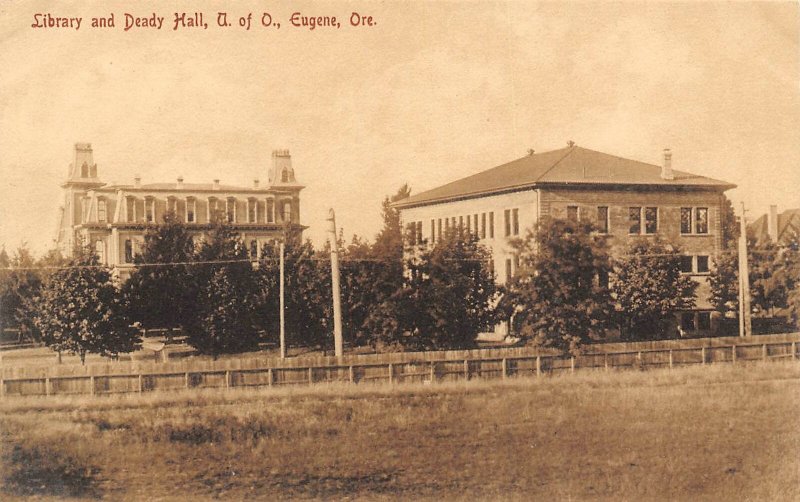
[737,202,752,338]
[327,209,344,359]
[279,241,286,358]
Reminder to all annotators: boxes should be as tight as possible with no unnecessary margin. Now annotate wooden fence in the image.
[1,339,797,398]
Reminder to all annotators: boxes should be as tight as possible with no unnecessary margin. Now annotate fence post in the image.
[349,365,355,384]
[464,359,470,381]
[637,351,642,368]
[429,361,436,382]
[225,370,230,389]
[669,350,673,369]
[732,345,736,364]
[267,368,274,387]
[0,377,4,398]
[762,344,767,361]
[185,372,190,389]
[90,375,95,395]
[604,354,609,371]
[536,356,541,377]
[138,374,143,393]
[502,358,507,379]
[793,342,797,360]
[701,347,706,365]
[308,367,313,385]
[387,363,393,384]
[570,356,575,373]
[45,377,50,396]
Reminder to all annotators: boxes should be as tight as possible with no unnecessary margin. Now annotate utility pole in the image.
[738,202,752,338]
[327,209,344,359]
[279,241,286,358]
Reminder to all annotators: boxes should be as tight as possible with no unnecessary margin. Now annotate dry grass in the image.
[1,362,799,501]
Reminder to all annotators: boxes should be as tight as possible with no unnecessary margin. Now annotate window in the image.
[97,199,107,223]
[481,213,486,239]
[208,197,219,221]
[567,206,578,222]
[81,162,88,178]
[250,240,258,258]
[266,198,275,223]
[445,218,450,231]
[697,312,711,330]
[95,240,105,263]
[680,207,692,234]
[248,199,257,223]
[644,207,658,234]
[124,239,133,263]
[451,217,456,230]
[226,198,236,223]
[459,216,464,232]
[437,219,442,240]
[512,208,519,235]
[145,198,155,223]
[466,215,471,234]
[430,220,436,244]
[126,197,135,222]
[695,208,708,234]
[597,206,609,233]
[186,198,196,223]
[416,221,423,244]
[697,255,709,273]
[474,214,479,236]
[281,201,292,222]
[629,207,642,234]
[505,258,513,283]
[167,197,177,217]
[281,169,289,183]
[504,209,511,236]
[679,255,694,274]
[680,312,696,332]
[489,212,494,238]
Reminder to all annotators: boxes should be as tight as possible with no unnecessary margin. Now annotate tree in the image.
[720,195,739,250]
[122,212,198,331]
[32,245,139,363]
[612,238,697,340]
[506,217,613,353]
[185,221,261,355]
[257,228,332,351]
[369,228,500,350]
[709,249,739,317]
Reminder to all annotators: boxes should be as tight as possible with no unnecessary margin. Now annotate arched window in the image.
[124,239,133,263]
[95,240,105,263]
[281,169,289,183]
[226,198,236,223]
[281,201,292,223]
[266,198,275,223]
[80,162,88,178]
[250,240,258,258]
[97,199,107,222]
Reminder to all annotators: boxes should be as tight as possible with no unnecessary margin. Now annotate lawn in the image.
[1,362,798,500]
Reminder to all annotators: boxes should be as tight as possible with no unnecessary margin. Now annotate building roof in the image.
[394,145,736,208]
[97,182,301,193]
[749,208,800,245]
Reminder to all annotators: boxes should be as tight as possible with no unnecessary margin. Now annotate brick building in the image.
[394,144,736,335]
[55,143,304,280]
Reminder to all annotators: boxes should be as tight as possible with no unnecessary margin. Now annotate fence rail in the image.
[1,340,797,398]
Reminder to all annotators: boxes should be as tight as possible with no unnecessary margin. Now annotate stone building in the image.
[394,144,736,335]
[55,143,304,280]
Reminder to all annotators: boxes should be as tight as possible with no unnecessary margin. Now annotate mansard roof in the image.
[395,145,735,208]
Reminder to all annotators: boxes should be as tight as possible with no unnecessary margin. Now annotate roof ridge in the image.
[533,146,578,182]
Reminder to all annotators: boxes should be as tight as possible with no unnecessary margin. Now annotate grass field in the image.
[1,362,798,501]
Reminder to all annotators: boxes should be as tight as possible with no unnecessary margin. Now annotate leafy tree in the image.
[185,221,261,355]
[369,228,500,350]
[506,217,613,353]
[709,249,739,317]
[32,245,139,363]
[257,228,332,351]
[720,195,739,250]
[122,212,198,331]
[612,238,697,340]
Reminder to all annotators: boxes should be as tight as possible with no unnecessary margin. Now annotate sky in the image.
[1,0,798,256]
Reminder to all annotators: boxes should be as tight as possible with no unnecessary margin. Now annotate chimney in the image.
[768,205,779,243]
[213,179,220,190]
[253,178,260,189]
[176,176,184,190]
[661,148,674,180]
[134,174,141,188]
